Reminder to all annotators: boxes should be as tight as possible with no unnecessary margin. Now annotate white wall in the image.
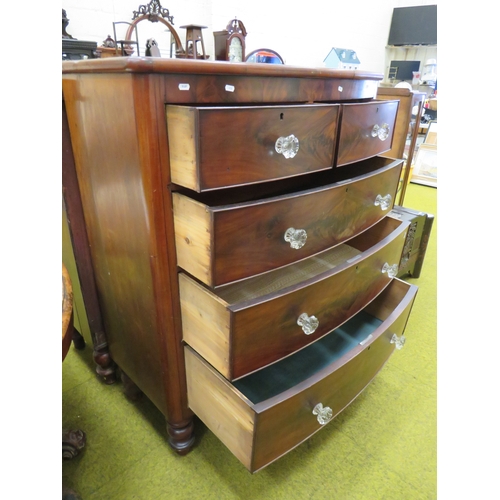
[63,0,437,74]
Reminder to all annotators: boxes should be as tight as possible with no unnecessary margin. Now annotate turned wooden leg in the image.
[72,328,86,350]
[167,418,195,455]
[62,429,86,460]
[93,342,117,384]
[120,370,143,401]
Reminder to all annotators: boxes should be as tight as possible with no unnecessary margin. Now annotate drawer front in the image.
[173,158,403,287]
[166,104,340,191]
[342,160,401,233]
[180,217,409,380]
[337,101,399,166]
[185,279,418,472]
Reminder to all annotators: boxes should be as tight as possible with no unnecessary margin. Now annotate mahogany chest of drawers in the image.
[62,58,417,472]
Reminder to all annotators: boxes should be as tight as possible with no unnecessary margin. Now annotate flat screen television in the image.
[389,60,421,81]
[388,5,437,46]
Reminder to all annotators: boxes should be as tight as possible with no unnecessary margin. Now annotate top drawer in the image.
[337,101,399,166]
[166,104,340,192]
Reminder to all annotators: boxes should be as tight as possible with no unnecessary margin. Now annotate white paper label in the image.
[178,83,190,91]
[225,84,235,92]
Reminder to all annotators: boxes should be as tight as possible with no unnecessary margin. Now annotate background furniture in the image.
[245,48,284,64]
[62,263,86,460]
[62,58,417,472]
[377,87,425,205]
[62,100,116,383]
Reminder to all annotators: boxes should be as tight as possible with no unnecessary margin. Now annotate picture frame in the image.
[411,143,437,187]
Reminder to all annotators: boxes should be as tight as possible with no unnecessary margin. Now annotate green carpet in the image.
[62,182,437,499]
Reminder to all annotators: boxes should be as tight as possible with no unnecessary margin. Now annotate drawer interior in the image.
[232,278,412,404]
[233,310,382,404]
[216,215,403,304]
[172,156,399,205]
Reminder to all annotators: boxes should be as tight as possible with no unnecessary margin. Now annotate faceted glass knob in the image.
[374,194,392,211]
[371,123,390,141]
[312,403,333,425]
[284,227,307,249]
[297,313,319,335]
[382,262,399,278]
[390,333,406,350]
[275,134,300,159]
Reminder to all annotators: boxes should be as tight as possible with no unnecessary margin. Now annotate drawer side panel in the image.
[173,193,213,285]
[166,106,199,191]
[179,273,232,379]
[185,347,255,470]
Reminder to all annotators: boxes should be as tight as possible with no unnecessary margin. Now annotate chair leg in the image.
[72,328,86,350]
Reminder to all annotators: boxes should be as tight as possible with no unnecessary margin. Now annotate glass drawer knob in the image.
[284,227,307,249]
[275,134,300,159]
[390,333,406,350]
[382,263,399,278]
[313,403,333,425]
[297,313,319,335]
[371,123,390,141]
[374,194,392,211]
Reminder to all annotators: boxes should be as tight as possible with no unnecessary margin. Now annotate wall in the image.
[62,0,436,75]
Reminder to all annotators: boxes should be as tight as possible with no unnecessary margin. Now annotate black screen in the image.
[389,60,421,81]
[388,5,437,46]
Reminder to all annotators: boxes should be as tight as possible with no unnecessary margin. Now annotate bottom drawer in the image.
[185,279,418,472]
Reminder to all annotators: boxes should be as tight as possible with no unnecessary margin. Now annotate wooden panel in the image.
[337,101,399,166]
[166,104,340,191]
[63,73,172,416]
[184,347,255,470]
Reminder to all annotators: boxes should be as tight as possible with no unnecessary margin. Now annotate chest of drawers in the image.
[62,58,417,472]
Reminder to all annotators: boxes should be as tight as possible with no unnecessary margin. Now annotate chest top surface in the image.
[62,57,383,104]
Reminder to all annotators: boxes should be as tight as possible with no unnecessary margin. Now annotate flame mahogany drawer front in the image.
[179,215,409,381]
[185,279,418,473]
[166,104,340,192]
[337,100,399,166]
[173,157,403,288]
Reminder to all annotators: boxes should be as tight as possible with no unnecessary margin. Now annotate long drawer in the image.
[173,157,403,287]
[337,100,399,166]
[185,278,418,472]
[180,215,409,380]
[166,104,340,191]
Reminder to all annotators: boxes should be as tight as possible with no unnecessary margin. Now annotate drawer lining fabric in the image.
[233,311,382,404]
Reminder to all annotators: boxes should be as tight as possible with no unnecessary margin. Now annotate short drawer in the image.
[337,100,399,166]
[185,278,418,472]
[180,215,409,380]
[166,104,340,191]
[173,157,402,287]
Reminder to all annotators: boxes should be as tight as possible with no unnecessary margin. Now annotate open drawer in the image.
[173,157,403,287]
[166,104,340,191]
[180,215,409,380]
[185,278,418,472]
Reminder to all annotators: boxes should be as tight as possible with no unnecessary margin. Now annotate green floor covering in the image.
[62,182,437,499]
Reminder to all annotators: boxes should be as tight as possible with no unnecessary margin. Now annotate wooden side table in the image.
[62,263,86,460]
